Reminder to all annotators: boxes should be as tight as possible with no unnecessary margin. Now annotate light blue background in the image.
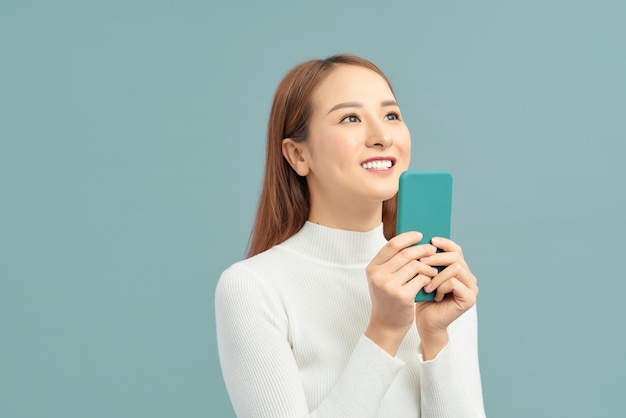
[1,1,625,417]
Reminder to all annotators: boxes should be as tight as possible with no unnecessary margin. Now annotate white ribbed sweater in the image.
[215,222,485,417]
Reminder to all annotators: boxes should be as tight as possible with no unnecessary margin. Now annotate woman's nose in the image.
[366,121,393,148]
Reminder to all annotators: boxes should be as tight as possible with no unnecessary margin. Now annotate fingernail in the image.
[420,257,430,263]
[424,283,433,293]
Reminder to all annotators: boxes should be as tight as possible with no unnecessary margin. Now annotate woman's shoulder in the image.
[220,244,284,278]
[216,246,287,296]
[215,247,294,320]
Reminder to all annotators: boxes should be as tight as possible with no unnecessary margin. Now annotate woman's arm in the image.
[417,306,486,417]
[215,263,405,418]
[414,237,485,417]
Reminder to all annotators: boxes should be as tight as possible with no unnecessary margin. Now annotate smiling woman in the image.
[247,55,404,256]
[281,64,411,234]
[215,54,485,417]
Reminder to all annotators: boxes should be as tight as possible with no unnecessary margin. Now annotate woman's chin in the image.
[369,189,399,203]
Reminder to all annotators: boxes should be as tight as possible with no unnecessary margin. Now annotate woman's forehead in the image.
[311,65,395,110]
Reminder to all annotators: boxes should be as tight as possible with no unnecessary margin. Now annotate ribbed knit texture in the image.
[215,222,485,417]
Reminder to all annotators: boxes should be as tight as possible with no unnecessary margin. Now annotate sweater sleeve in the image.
[215,263,404,418]
[416,305,486,417]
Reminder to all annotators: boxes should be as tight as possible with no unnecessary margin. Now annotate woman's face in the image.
[283,64,411,220]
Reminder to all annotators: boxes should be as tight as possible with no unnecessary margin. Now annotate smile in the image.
[361,160,393,170]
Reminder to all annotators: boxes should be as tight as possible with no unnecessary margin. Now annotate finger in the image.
[385,244,438,274]
[371,231,422,265]
[430,237,463,254]
[403,274,432,300]
[424,262,477,294]
[392,259,439,286]
[419,251,468,270]
[433,277,477,307]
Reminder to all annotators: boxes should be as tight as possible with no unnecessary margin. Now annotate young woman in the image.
[215,54,485,417]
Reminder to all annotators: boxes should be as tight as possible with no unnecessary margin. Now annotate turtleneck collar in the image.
[277,221,387,267]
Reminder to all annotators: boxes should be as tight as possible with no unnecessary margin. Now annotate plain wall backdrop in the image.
[1,1,625,417]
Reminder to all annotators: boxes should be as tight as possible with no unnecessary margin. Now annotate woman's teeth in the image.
[361,160,393,170]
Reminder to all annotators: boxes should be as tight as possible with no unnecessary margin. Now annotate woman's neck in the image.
[307,199,383,232]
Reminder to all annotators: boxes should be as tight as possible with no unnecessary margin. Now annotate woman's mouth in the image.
[361,159,394,170]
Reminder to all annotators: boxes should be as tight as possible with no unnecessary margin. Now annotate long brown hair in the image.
[247,54,398,257]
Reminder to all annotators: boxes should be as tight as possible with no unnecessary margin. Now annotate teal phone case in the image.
[396,170,453,302]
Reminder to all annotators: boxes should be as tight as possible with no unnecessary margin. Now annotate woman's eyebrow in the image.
[327,101,362,114]
[327,100,399,115]
[381,100,399,107]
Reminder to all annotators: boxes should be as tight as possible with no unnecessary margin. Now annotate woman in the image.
[215,54,485,417]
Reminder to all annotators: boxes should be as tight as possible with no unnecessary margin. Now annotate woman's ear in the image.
[282,138,310,176]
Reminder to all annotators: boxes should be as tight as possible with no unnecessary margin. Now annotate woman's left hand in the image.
[414,237,479,359]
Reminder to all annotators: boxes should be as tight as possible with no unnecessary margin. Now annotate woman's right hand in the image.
[364,231,438,356]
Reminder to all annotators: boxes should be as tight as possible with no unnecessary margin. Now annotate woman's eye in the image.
[340,114,360,123]
[384,112,400,121]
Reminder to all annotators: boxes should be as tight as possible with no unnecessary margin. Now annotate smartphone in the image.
[396,170,453,302]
